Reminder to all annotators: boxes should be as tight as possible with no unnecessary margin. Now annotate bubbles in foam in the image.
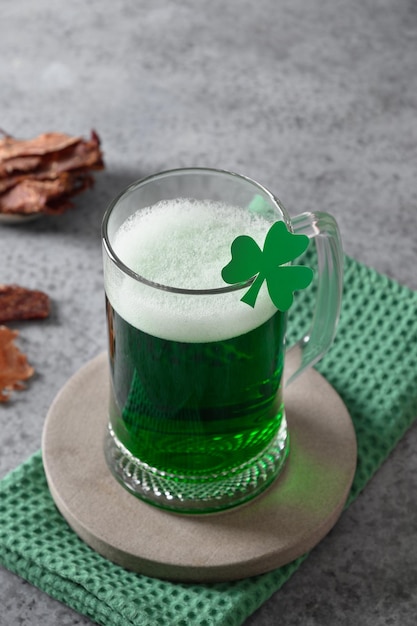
[106,198,279,342]
[113,198,272,289]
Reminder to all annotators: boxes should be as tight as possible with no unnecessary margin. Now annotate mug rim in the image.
[102,167,289,296]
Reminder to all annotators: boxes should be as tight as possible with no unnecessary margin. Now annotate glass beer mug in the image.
[102,168,343,513]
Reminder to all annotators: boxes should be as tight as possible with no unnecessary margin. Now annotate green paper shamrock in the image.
[221,220,313,311]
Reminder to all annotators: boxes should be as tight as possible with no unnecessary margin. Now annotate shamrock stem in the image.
[240,274,265,308]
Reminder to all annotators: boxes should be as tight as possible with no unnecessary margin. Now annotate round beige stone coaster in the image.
[42,351,357,583]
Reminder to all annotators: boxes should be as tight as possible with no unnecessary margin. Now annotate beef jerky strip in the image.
[0,284,50,323]
[0,132,80,161]
[0,134,104,194]
[0,325,34,402]
[0,156,42,179]
[0,131,103,177]
[0,172,94,214]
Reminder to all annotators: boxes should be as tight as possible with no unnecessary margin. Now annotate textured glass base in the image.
[104,417,289,513]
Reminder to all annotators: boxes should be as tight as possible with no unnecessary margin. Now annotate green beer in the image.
[106,299,285,476]
[104,197,289,511]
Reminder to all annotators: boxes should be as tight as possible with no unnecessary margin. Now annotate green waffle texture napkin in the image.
[0,255,416,626]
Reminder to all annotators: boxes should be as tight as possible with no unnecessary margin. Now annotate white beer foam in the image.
[106,199,279,342]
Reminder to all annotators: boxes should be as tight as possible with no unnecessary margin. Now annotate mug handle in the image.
[286,211,344,385]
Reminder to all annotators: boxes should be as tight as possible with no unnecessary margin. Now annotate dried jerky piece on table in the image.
[0,284,50,323]
[0,130,104,215]
[0,326,34,402]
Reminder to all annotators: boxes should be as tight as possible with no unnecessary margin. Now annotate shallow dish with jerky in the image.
[0,130,104,223]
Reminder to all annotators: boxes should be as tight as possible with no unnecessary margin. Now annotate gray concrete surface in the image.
[1,0,417,624]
